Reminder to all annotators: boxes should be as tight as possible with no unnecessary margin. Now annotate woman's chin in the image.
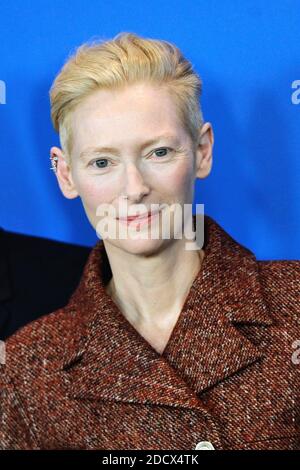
[110,236,169,256]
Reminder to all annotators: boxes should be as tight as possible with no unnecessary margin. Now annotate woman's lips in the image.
[117,210,160,226]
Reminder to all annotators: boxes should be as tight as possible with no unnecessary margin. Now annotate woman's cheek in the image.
[163,161,193,196]
[76,177,114,219]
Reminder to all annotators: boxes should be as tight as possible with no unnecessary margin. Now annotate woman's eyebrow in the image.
[79,134,179,159]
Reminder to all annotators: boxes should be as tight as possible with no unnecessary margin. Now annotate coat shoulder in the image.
[258,258,300,289]
[2,305,77,381]
[257,259,300,323]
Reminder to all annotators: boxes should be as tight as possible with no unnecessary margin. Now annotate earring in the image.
[50,155,58,173]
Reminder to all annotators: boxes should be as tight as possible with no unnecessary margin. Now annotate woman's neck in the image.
[104,241,204,331]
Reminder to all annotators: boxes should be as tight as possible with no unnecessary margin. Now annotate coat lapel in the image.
[59,214,274,409]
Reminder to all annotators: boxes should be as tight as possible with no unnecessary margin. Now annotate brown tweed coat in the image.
[1,214,299,450]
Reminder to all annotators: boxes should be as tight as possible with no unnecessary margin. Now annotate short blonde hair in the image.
[49,31,204,161]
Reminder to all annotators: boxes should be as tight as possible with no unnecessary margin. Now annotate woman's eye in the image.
[152,147,171,158]
[90,158,109,169]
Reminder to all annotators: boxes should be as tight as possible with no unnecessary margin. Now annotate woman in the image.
[0,32,299,450]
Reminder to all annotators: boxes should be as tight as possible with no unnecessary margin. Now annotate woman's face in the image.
[51,82,213,255]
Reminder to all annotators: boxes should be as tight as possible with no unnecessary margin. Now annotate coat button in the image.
[195,441,215,450]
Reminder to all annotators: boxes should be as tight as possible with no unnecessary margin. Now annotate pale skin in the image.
[50,82,214,354]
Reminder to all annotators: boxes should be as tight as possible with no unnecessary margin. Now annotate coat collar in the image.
[59,214,274,409]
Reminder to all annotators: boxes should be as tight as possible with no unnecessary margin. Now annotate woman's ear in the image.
[50,146,79,199]
[194,122,214,179]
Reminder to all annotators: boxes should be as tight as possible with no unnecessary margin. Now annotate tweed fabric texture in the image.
[0,214,299,450]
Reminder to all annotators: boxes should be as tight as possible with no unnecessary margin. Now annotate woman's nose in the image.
[122,163,150,201]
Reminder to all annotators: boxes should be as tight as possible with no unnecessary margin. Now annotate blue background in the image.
[0,0,299,259]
